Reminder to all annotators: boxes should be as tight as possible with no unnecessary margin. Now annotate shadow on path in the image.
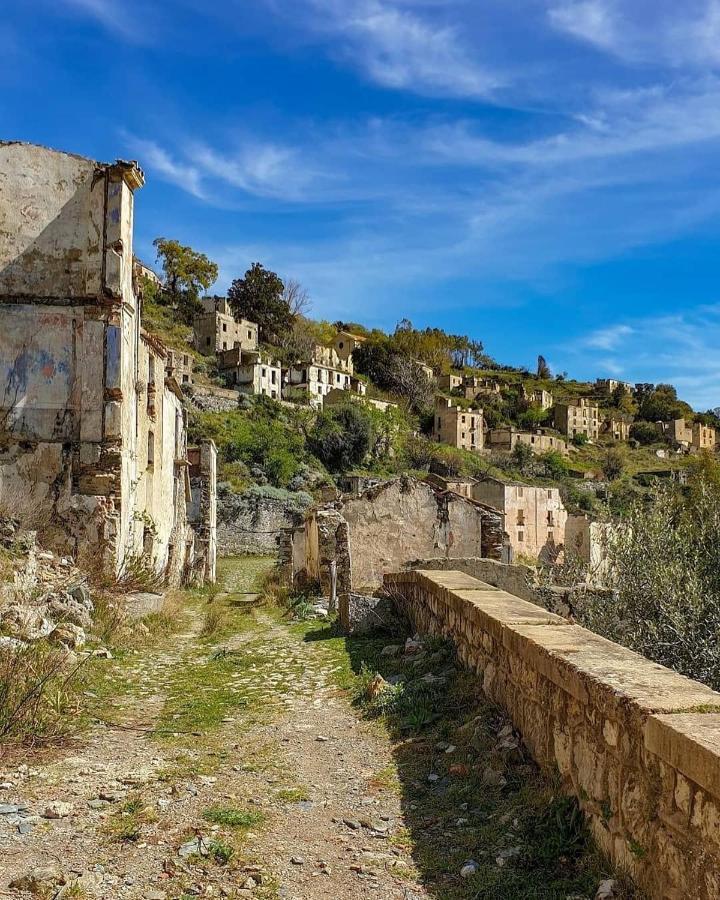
[304,623,636,900]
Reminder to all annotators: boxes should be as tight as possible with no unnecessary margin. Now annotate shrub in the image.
[601,445,627,481]
[308,403,372,472]
[511,441,534,473]
[0,642,89,747]
[571,433,588,447]
[579,480,720,689]
[630,420,661,446]
[539,449,568,479]
[189,400,307,487]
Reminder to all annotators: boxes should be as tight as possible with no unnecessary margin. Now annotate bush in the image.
[189,400,307,487]
[571,433,588,447]
[511,441,534,473]
[308,403,372,472]
[630,420,661,445]
[0,642,89,747]
[579,480,720,689]
[601,445,627,481]
[539,449,569,479]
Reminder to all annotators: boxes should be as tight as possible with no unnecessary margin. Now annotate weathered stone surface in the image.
[646,714,720,801]
[216,485,310,556]
[338,592,404,635]
[0,143,217,587]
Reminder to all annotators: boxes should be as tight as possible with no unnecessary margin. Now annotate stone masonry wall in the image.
[385,569,720,900]
[216,486,309,556]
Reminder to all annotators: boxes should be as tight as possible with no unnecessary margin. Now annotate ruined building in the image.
[194,296,259,355]
[487,426,569,456]
[553,398,600,441]
[0,142,216,583]
[432,395,484,451]
[288,476,503,594]
[285,342,355,407]
[217,347,282,399]
[471,476,568,560]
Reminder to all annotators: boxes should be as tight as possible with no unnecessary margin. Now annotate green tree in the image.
[537,355,551,379]
[611,385,638,416]
[189,399,305,487]
[308,403,372,472]
[638,383,693,422]
[518,404,550,428]
[227,263,292,343]
[630,421,661,445]
[511,441,533,473]
[153,238,218,325]
[540,449,569,479]
[581,480,720,689]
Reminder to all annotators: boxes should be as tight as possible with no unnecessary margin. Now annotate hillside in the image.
[140,278,712,526]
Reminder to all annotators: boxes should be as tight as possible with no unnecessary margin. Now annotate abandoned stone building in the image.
[0,141,216,583]
[660,418,718,452]
[193,296,259,355]
[519,384,553,410]
[217,347,282,399]
[286,343,354,406]
[133,257,162,287]
[437,373,462,392]
[595,377,633,396]
[553,398,600,441]
[487,426,569,456]
[471,476,567,560]
[288,477,503,594]
[463,376,503,402]
[692,420,718,451]
[432,395,484,451]
[165,348,194,385]
[601,413,632,442]
[333,330,365,363]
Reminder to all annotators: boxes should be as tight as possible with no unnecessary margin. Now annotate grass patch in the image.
[103,793,157,842]
[203,805,264,829]
[275,786,309,803]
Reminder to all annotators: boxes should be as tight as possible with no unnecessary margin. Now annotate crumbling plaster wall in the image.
[0,143,105,297]
[342,479,485,590]
[292,478,493,594]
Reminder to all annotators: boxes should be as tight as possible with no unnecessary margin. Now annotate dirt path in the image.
[0,560,430,900]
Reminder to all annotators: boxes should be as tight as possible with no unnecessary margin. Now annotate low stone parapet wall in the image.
[384,569,720,900]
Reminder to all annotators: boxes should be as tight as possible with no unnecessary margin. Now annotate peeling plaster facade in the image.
[471,476,568,561]
[290,477,502,594]
[0,142,216,582]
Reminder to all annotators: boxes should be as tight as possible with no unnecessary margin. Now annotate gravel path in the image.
[0,562,429,900]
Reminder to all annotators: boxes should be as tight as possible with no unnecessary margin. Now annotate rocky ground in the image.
[0,557,631,900]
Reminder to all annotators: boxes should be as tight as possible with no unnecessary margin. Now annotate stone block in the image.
[645,714,720,801]
[103,401,122,439]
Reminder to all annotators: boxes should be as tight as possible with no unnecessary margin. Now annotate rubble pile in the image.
[0,517,96,653]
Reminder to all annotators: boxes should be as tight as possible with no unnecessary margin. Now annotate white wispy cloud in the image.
[275,0,502,99]
[548,0,626,56]
[549,0,720,69]
[583,324,634,350]
[190,143,325,201]
[127,138,206,199]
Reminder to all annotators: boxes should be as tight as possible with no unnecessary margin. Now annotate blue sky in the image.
[4,1,720,408]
